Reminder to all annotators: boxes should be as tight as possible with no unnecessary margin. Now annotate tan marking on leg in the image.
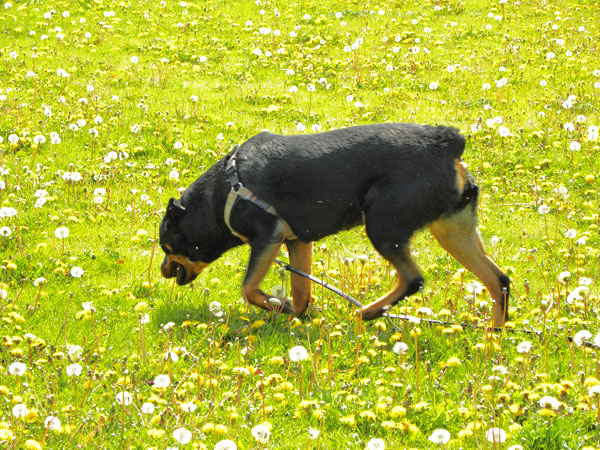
[286,240,313,315]
[429,209,508,327]
[242,241,285,312]
[360,247,422,320]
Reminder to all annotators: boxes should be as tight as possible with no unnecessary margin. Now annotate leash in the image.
[274,259,600,349]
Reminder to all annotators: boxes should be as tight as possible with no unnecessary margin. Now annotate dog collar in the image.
[223,146,293,242]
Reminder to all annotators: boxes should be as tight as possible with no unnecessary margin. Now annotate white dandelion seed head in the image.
[153,374,171,388]
[251,424,271,444]
[428,428,451,444]
[289,345,309,362]
[173,427,192,445]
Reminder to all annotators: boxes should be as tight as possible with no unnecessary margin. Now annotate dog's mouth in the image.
[172,262,188,285]
[161,255,207,285]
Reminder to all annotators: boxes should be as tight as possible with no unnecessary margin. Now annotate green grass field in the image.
[1,0,599,448]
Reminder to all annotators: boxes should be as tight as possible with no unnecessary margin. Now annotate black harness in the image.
[223,145,293,242]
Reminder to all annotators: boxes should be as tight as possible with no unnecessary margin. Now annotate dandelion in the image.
[589,385,600,397]
[517,341,532,353]
[44,416,61,430]
[539,395,561,410]
[428,428,451,444]
[538,204,550,214]
[429,81,439,90]
[154,374,171,388]
[0,226,10,237]
[251,424,271,444]
[573,330,592,347]
[141,402,155,414]
[366,438,385,450]
[12,403,27,418]
[55,226,70,239]
[557,271,570,283]
[173,427,192,445]
[289,345,309,362]
[486,427,507,443]
[392,341,408,355]
[66,363,82,377]
[215,440,237,450]
[115,391,133,406]
[466,280,483,294]
[8,361,27,376]
[498,125,511,137]
[569,141,581,152]
[130,55,139,64]
[70,267,84,278]
[209,301,224,317]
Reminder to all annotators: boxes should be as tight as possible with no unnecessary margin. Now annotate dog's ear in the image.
[167,198,187,219]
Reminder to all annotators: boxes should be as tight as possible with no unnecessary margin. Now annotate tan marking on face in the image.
[454,158,469,192]
[161,254,209,283]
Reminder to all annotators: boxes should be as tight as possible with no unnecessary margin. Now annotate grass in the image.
[0,0,599,448]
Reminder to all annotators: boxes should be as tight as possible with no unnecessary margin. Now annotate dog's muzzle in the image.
[161,255,207,285]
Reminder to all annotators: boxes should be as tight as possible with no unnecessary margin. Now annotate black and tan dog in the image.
[159,123,510,327]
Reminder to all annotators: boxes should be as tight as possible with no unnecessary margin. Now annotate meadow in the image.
[0,0,599,448]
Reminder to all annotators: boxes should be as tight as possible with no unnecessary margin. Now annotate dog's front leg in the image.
[242,239,295,315]
[286,240,313,315]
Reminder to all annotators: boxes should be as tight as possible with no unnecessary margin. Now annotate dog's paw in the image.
[358,306,384,321]
[267,297,296,315]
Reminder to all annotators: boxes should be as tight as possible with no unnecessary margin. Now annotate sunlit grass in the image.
[0,0,599,448]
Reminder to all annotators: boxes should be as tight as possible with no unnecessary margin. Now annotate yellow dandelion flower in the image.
[273,392,286,402]
[312,409,324,419]
[24,440,42,450]
[251,319,265,329]
[446,356,462,367]
[201,423,215,434]
[135,301,148,312]
[584,377,600,387]
[147,428,165,439]
[360,410,377,421]
[0,386,9,396]
[409,327,421,337]
[214,424,228,435]
[382,420,396,429]
[508,404,522,415]
[374,321,386,331]
[390,405,406,418]
[0,428,14,441]
[399,420,420,433]
[457,428,473,439]
[508,422,522,434]
[270,356,284,366]
[150,415,161,426]
[413,402,429,411]
[340,415,355,427]
[538,408,555,417]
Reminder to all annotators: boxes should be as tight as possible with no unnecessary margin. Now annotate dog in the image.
[159,123,510,327]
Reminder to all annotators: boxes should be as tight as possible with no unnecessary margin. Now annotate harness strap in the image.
[223,146,295,242]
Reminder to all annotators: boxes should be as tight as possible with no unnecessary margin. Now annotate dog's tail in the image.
[436,126,466,159]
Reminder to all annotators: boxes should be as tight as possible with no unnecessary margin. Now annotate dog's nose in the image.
[160,257,175,279]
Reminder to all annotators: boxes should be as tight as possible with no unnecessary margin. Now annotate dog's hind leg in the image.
[359,244,424,320]
[286,240,313,315]
[242,239,295,315]
[359,202,425,320]
[429,205,509,328]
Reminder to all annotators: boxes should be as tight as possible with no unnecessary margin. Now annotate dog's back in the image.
[237,123,467,241]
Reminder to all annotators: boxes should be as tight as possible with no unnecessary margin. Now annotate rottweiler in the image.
[159,123,510,327]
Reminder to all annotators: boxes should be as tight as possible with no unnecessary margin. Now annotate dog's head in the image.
[159,198,211,285]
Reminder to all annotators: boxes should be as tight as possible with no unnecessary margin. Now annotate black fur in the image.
[159,123,508,325]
